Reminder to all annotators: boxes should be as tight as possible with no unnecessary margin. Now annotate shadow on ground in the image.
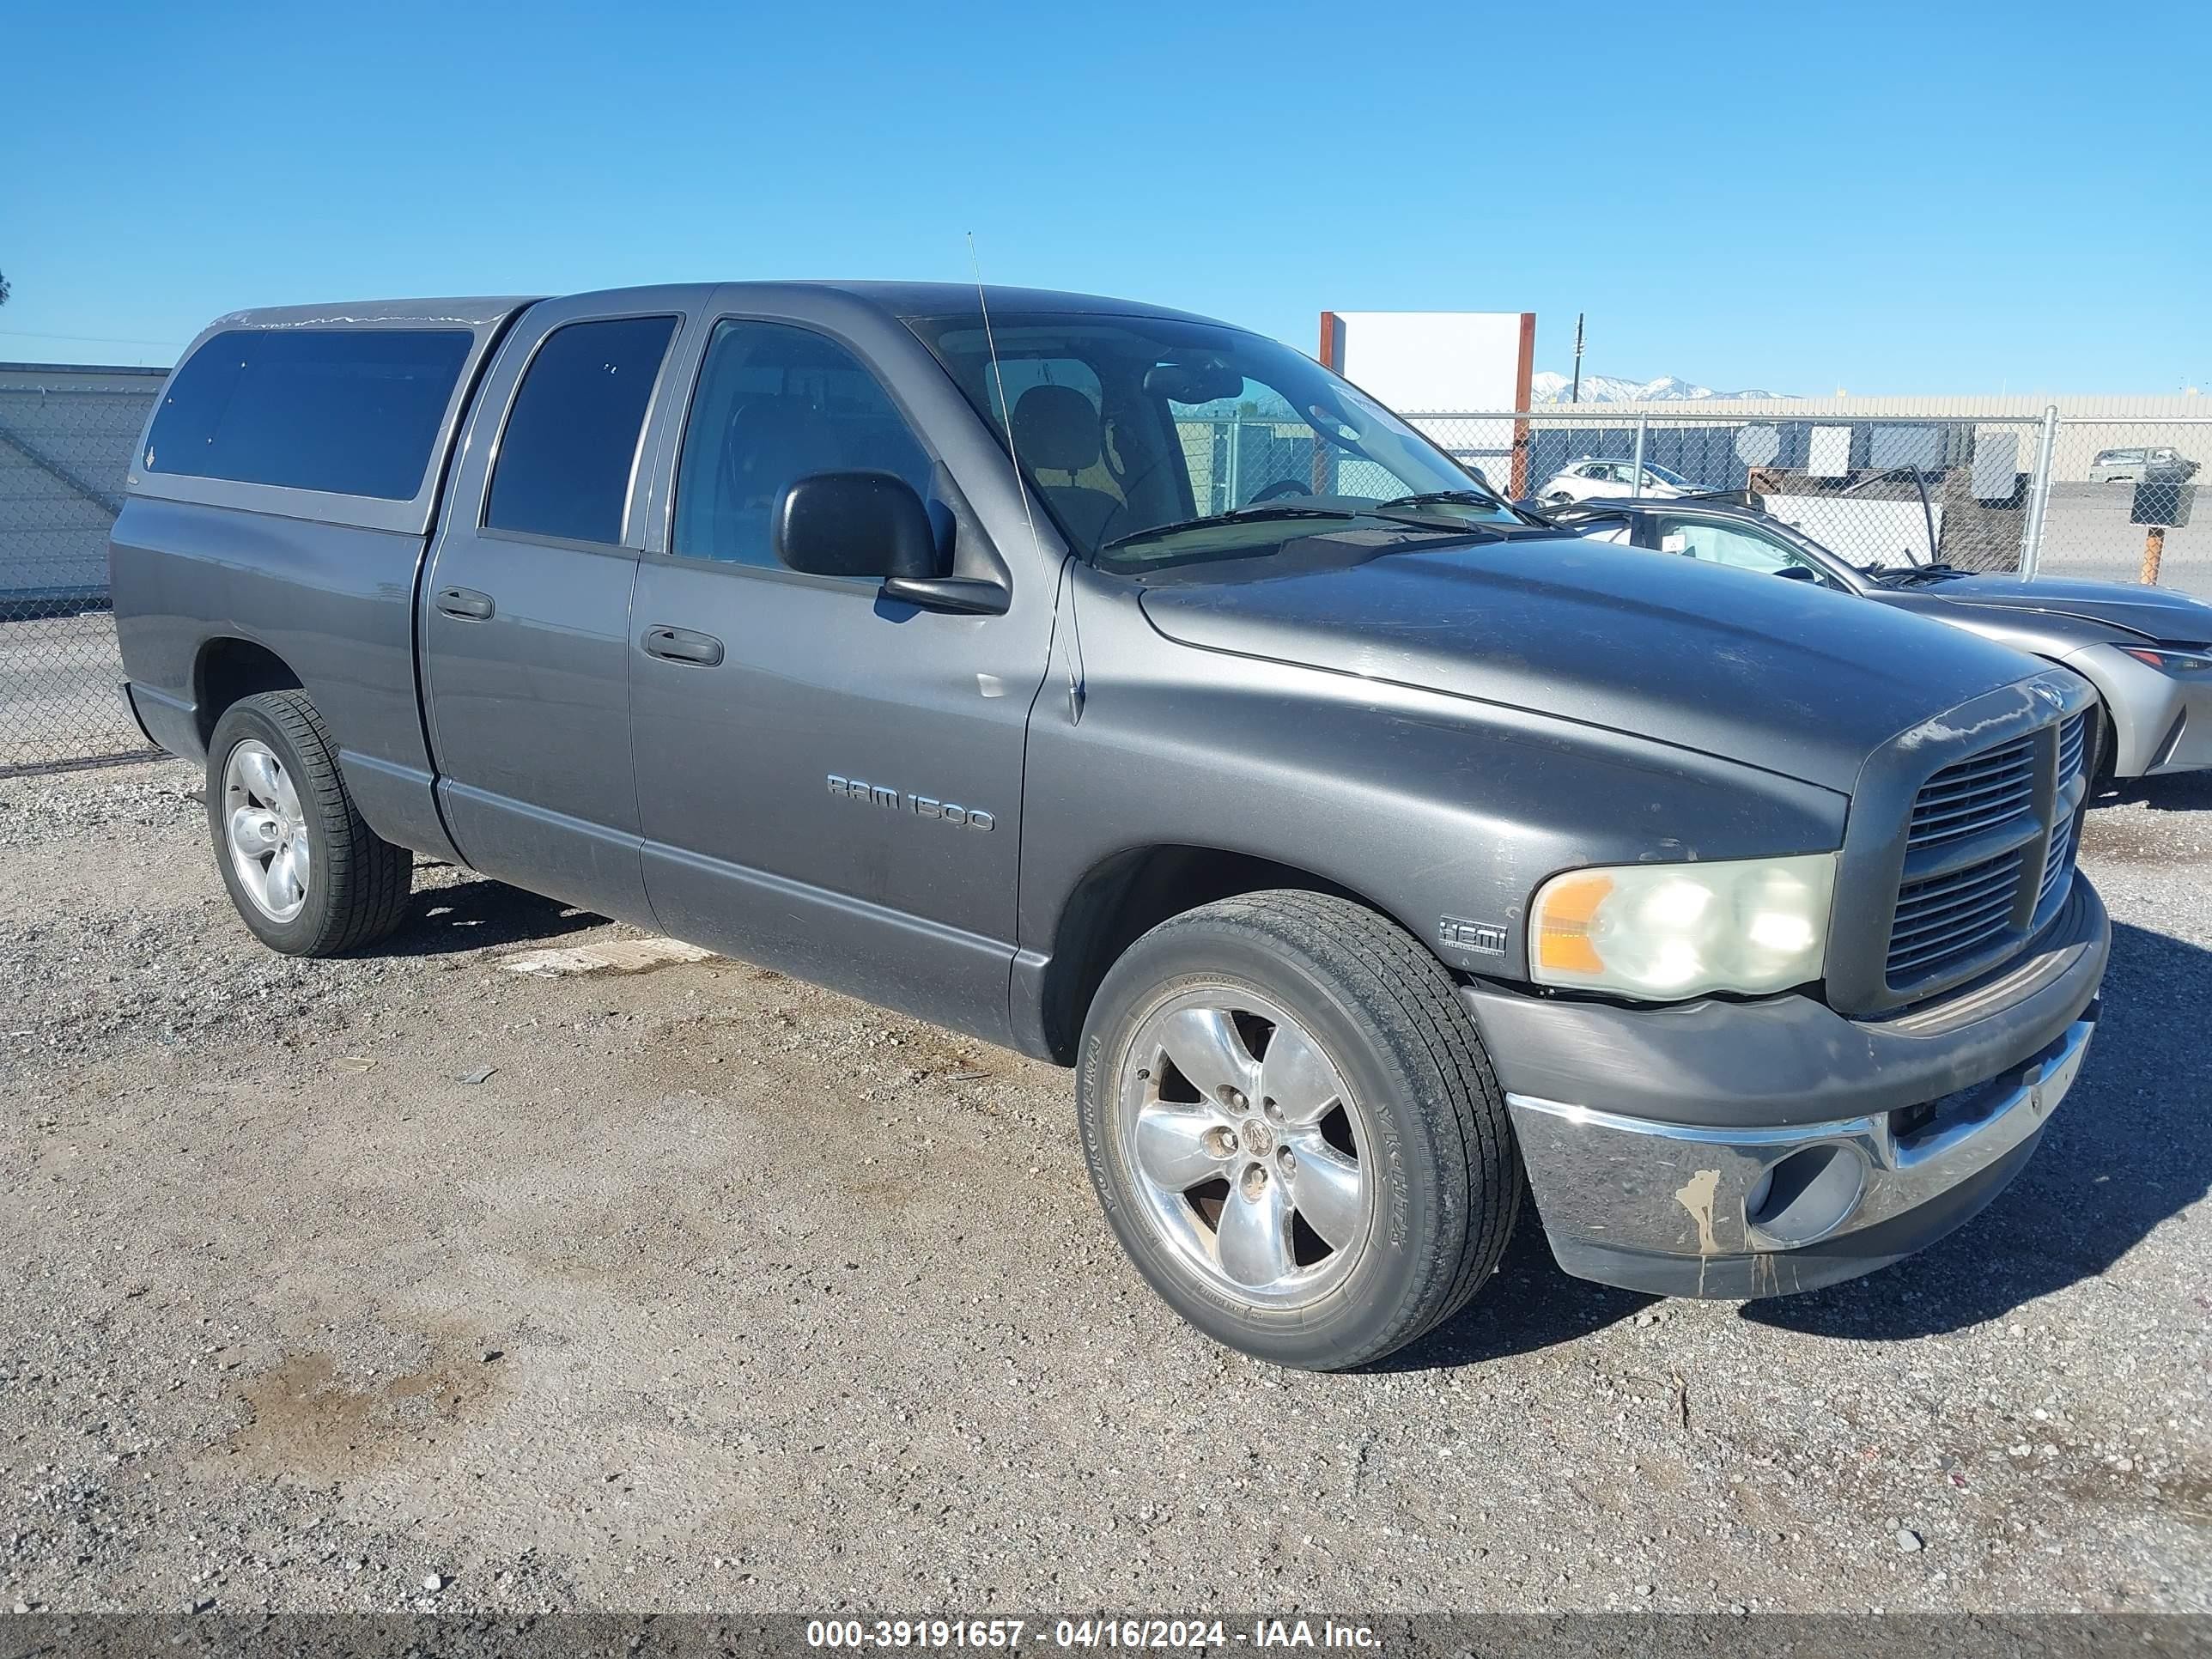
[1744,920,2210,1340]
[373,868,605,958]
[2105,769,2212,812]
[1370,1217,1657,1372]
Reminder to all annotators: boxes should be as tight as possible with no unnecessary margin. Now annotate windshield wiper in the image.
[1868,562,1969,586]
[1364,488,1541,532]
[1370,489,1507,511]
[1100,504,1355,553]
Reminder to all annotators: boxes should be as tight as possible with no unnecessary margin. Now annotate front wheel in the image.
[1076,891,1521,1370]
[207,690,412,956]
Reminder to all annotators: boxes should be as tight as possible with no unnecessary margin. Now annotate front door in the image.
[627,315,1050,1042]
[419,301,684,921]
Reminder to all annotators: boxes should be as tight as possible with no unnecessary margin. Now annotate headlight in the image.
[1529,853,1837,1000]
[2122,646,2212,676]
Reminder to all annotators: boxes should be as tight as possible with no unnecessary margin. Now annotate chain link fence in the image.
[2,367,2207,775]
[2035,417,2209,589]
[1409,410,2036,571]
[1402,409,2210,593]
[0,368,163,773]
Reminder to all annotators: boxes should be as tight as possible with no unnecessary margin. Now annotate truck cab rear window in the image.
[145,328,473,500]
[485,315,678,544]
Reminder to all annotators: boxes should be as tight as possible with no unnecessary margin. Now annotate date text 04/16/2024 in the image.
[804,1620,1380,1650]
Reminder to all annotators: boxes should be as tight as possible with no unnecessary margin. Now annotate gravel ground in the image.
[0,758,2207,1619]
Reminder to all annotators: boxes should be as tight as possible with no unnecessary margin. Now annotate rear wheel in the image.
[207,691,412,956]
[1076,890,1521,1370]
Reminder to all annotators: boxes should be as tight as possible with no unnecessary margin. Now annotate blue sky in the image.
[6,0,2206,394]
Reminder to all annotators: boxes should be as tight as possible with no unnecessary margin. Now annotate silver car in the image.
[2088,446,2199,484]
[1552,495,2212,787]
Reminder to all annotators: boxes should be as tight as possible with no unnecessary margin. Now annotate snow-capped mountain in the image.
[1529,371,1794,404]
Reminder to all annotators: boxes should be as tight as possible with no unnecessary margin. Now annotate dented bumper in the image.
[1462,881,2108,1299]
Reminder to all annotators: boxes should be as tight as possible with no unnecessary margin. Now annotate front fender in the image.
[2063,641,2203,778]
[1018,576,1849,999]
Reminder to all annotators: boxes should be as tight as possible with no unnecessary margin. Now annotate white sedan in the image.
[1536,457,1706,505]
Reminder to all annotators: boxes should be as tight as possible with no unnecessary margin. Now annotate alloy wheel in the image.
[1118,986,1375,1309]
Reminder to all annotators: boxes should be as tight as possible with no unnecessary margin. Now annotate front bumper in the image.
[1464,878,2108,1298]
[2068,642,2212,778]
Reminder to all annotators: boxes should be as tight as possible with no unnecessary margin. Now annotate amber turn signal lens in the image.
[1536,872,1613,975]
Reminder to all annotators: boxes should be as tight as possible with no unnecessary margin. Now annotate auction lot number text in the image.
[807,1620,1377,1651]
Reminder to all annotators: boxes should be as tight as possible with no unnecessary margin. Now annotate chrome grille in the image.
[1905,735,2036,849]
[1887,850,2027,980]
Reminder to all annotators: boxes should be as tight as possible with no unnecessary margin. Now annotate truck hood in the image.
[1136,535,2050,794]
[1914,574,2212,645]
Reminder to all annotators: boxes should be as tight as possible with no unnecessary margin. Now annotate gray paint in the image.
[1464,879,2105,1128]
[416,289,703,923]
[621,285,1054,1042]
[107,496,461,861]
[1132,534,2041,796]
[1559,496,2212,781]
[110,279,2105,1121]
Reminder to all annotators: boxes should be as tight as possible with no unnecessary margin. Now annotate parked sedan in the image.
[1534,456,1707,505]
[1550,495,2212,788]
[2088,447,2199,484]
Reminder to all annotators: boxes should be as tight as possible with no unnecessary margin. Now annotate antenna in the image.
[969,232,1044,566]
[969,231,1084,720]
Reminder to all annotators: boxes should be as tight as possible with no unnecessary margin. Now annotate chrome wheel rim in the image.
[1118,986,1374,1310]
[222,739,309,923]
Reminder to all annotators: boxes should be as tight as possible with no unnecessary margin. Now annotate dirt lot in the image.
[2,758,2208,1618]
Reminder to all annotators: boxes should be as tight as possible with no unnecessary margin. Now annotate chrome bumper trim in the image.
[1504,1018,2094,1272]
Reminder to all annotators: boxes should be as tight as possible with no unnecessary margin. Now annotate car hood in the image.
[1137,536,2049,794]
[1915,575,2212,644]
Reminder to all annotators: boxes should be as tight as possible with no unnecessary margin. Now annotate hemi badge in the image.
[1440,917,1508,956]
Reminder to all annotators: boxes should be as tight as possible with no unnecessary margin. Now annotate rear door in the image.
[625,302,1054,1042]
[419,295,689,921]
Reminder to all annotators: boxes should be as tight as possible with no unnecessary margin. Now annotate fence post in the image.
[1630,415,1649,501]
[2019,404,2059,580]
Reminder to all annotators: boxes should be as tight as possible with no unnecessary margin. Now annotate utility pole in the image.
[1569,313,1584,404]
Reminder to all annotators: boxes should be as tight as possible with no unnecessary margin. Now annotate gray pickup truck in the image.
[112,283,2109,1369]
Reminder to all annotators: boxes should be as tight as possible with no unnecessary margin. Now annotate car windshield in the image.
[1644,462,1695,488]
[907,311,1520,570]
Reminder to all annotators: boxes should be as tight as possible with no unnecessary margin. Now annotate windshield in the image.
[1644,461,1696,489]
[907,312,1520,569]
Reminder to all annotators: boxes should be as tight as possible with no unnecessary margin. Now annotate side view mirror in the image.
[774,470,1011,616]
[1772,565,1820,582]
[775,471,942,581]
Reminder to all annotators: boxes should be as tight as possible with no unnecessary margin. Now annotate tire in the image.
[1076,890,1521,1370]
[206,690,412,956]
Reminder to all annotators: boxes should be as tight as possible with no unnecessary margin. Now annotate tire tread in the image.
[1122,890,1521,1368]
[212,690,411,956]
